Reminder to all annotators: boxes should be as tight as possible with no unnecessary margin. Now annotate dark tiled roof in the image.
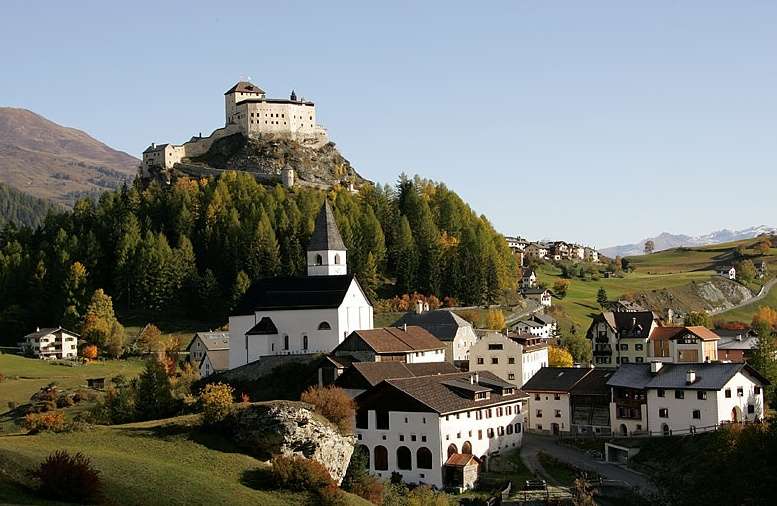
[384,371,528,414]
[225,81,265,95]
[570,369,614,396]
[521,367,592,392]
[233,274,359,314]
[246,317,278,335]
[717,334,759,350]
[607,362,770,390]
[532,314,557,326]
[591,311,656,339]
[347,326,444,353]
[187,332,229,351]
[522,288,550,296]
[308,201,346,251]
[392,310,472,342]
[338,361,460,387]
[142,143,170,154]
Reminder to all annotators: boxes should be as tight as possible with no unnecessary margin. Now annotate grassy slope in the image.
[538,238,777,331]
[0,355,145,408]
[0,416,370,506]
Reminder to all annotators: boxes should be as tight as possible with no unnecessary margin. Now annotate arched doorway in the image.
[374,446,388,470]
[661,423,670,436]
[462,441,472,455]
[731,406,742,423]
[480,455,488,472]
[397,446,412,470]
[356,444,370,470]
[447,444,458,459]
[620,424,628,436]
[416,447,432,469]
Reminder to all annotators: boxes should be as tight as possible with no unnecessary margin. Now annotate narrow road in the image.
[520,433,656,493]
[711,277,777,315]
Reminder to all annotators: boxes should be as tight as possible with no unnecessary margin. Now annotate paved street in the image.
[520,433,656,493]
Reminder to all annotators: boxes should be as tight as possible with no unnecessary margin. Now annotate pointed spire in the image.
[290,89,298,101]
[308,200,346,251]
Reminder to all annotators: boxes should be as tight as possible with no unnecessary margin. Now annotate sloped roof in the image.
[445,453,480,467]
[569,368,614,396]
[343,326,445,354]
[607,362,770,390]
[521,367,592,392]
[308,201,346,251]
[224,81,265,95]
[233,274,360,314]
[201,349,229,372]
[246,317,279,335]
[24,327,80,339]
[338,361,459,388]
[142,143,169,154]
[649,326,719,342]
[522,288,551,296]
[532,313,557,326]
[378,371,528,414]
[187,332,229,351]
[392,310,472,342]
[593,311,656,339]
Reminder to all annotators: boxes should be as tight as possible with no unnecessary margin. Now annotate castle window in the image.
[318,322,332,331]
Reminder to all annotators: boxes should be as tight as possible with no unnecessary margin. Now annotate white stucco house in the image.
[228,201,373,369]
[186,332,229,378]
[717,265,736,280]
[468,332,549,388]
[18,327,79,360]
[607,362,769,436]
[522,288,552,308]
[392,309,478,363]
[353,371,528,489]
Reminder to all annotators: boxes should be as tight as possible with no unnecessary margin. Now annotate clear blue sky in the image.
[3,1,775,247]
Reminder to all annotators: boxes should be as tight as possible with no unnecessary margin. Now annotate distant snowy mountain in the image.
[600,226,777,258]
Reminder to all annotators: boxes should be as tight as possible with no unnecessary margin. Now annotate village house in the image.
[649,326,719,364]
[353,371,528,489]
[520,269,537,289]
[514,314,557,340]
[756,261,768,279]
[570,244,586,261]
[524,243,548,261]
[522,287,552,308]
[505,236,529,267]
[715,329,759,363]
[186,332,229,378]
[228,201,373,369]
[521,367,592,435]
[18,327,79,360]
[468,332,549,388]
[584,247,600,263]
[586,311,661,367]
[717,265,736,280]
[607,362,769,436]
[332,361,460,398]
[393,307,478,363]
[330,326,446,364]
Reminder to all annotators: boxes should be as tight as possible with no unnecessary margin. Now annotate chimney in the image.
[650,361,663,374]
[473,372,479,384]
[151,142,155,149]
[403,324,407,332]
[415,300,424,315]
[470,374,475,384]
[736,334,743,341]
[686,369,696,385]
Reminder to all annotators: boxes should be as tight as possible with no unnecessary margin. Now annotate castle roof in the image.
[308,201,346,252]
[225,81,265,95]
[143,143,169,154]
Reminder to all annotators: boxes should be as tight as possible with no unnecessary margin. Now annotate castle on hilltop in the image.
[141,81,329,174]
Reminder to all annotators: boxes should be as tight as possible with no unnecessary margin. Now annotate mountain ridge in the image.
[601,225,777,257]
[0,107,139,207]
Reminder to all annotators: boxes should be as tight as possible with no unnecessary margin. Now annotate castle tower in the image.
[224,81,266,125]
[307,201,347,276]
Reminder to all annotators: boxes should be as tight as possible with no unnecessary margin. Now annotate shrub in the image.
[56,394,75,408]
[301,386,355,434]
[32,450,102,503]
[315,484,348,506]
[407,485,450,506]
[270,454,334,492]
[23,411,67,433]
[199,382,235,425]
[349,474,384,504]
[0,372,5,382]
[81,345,98,360]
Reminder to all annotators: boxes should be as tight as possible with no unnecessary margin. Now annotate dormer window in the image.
[475,392,489,400]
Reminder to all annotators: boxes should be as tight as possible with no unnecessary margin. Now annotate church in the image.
[228,200,374,369]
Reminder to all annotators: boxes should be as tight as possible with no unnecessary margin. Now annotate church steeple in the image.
[307,201,347,276]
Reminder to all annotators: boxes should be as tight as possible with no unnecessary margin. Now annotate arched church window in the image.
[303,335,308,350]
[318,321,332,330]
[316,254,323,266]
[334,254,341,265]
[283,335,289,350]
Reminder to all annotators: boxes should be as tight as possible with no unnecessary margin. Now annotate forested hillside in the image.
[0,182,59,228]
[0,173,516,344]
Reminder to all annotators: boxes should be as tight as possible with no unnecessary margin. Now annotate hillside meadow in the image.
[0,415,371,506]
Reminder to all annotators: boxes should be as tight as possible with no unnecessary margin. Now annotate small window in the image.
[302,335,308,350]
[491,357,499,365]
[755,386,761,395]
[635,344,644,351]
[725,388,732,398]
[697,391,707,400]
[534,394,540,401]
[536,409,543,418]
[737,387,744,397]
[554,409,561,418]
[315,254,323,266]
[554,393,561,400]
[692,409,701,419]
[477,357,484,365]
[659,408,669,418]
[675,390,684,399]
[334,253,341,265]
[748,404,755,414]
[657,389,665,398]
[488,344,503,350]
[508,357,515,364]
[508,373,515,380]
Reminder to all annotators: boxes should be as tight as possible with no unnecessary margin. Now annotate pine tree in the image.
[596,287,608,307]
[359,252,380,301]
[750,320,777,408]
[395,217,418,294]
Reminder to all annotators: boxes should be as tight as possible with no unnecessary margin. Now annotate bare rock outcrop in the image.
[227,400,354,484]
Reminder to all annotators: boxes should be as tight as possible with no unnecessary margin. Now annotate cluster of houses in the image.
[17,201,771,491]
[506,236,600,266]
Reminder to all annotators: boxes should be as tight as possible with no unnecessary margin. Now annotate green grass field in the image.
[0,415,370,506]
[0,355,145,409]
